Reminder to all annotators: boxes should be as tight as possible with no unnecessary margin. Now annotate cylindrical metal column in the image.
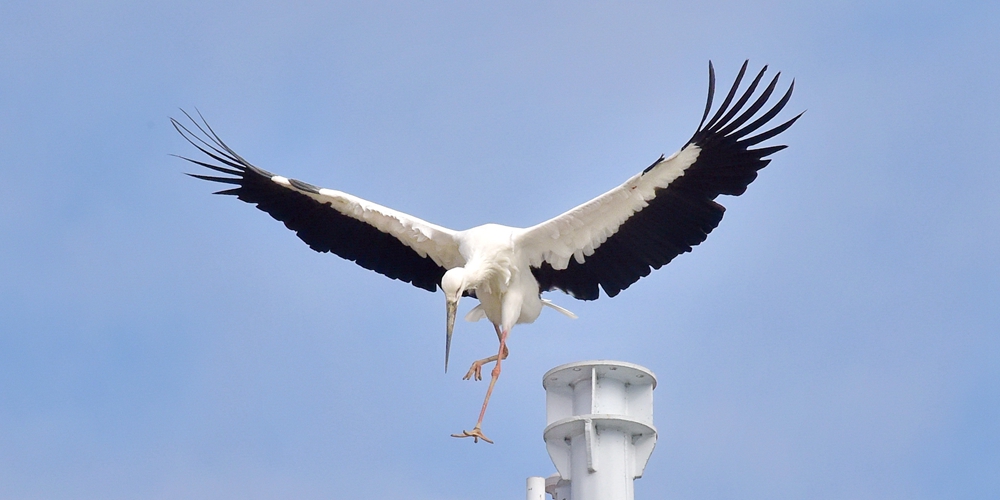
[541,360,657,500]
[527,476,546,500]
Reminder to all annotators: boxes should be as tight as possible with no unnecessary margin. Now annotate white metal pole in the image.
[526,476,546,500]
[540,360,657,500]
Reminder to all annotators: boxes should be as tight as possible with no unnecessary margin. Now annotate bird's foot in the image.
[462,361,484,381]
[451,426,494,444]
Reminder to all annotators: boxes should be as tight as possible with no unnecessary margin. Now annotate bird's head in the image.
[441,267,469,373]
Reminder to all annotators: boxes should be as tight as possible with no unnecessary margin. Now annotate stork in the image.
[175,61,800,444]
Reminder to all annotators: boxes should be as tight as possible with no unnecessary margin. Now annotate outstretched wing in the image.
[519,61,801,300]
[174,112,464,292]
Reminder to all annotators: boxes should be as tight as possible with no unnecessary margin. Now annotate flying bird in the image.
[175,61,800,444]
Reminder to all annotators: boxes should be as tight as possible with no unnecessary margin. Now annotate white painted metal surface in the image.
[540,360,657,500]
[527,476,546,500]
[545,473,571,500]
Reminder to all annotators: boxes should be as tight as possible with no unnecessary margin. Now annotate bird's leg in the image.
[462,324,510,381]
[452,326,509,444]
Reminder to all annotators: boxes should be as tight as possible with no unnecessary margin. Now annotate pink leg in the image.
[452,325,509,444]
[462,324,510,381]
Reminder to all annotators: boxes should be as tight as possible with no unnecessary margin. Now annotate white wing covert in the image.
[517,146,701,272]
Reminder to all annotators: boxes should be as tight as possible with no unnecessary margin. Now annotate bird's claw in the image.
[462,362,484,381]
[451,427,494,444]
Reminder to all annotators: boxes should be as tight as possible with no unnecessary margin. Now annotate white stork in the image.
[176,61,800,444]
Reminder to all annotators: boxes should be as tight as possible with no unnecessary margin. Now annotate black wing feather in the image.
[533,61,801,300]
[173,113,447,292]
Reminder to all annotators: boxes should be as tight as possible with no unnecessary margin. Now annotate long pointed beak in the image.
[445,298,457,372]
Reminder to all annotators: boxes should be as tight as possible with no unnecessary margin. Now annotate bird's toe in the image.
[463,362,483,381]
[451,427,494,444]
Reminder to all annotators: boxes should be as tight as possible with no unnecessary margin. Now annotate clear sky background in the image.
[1,1,997,499]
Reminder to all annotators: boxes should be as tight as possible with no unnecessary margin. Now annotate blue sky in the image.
[1,1,997,499]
